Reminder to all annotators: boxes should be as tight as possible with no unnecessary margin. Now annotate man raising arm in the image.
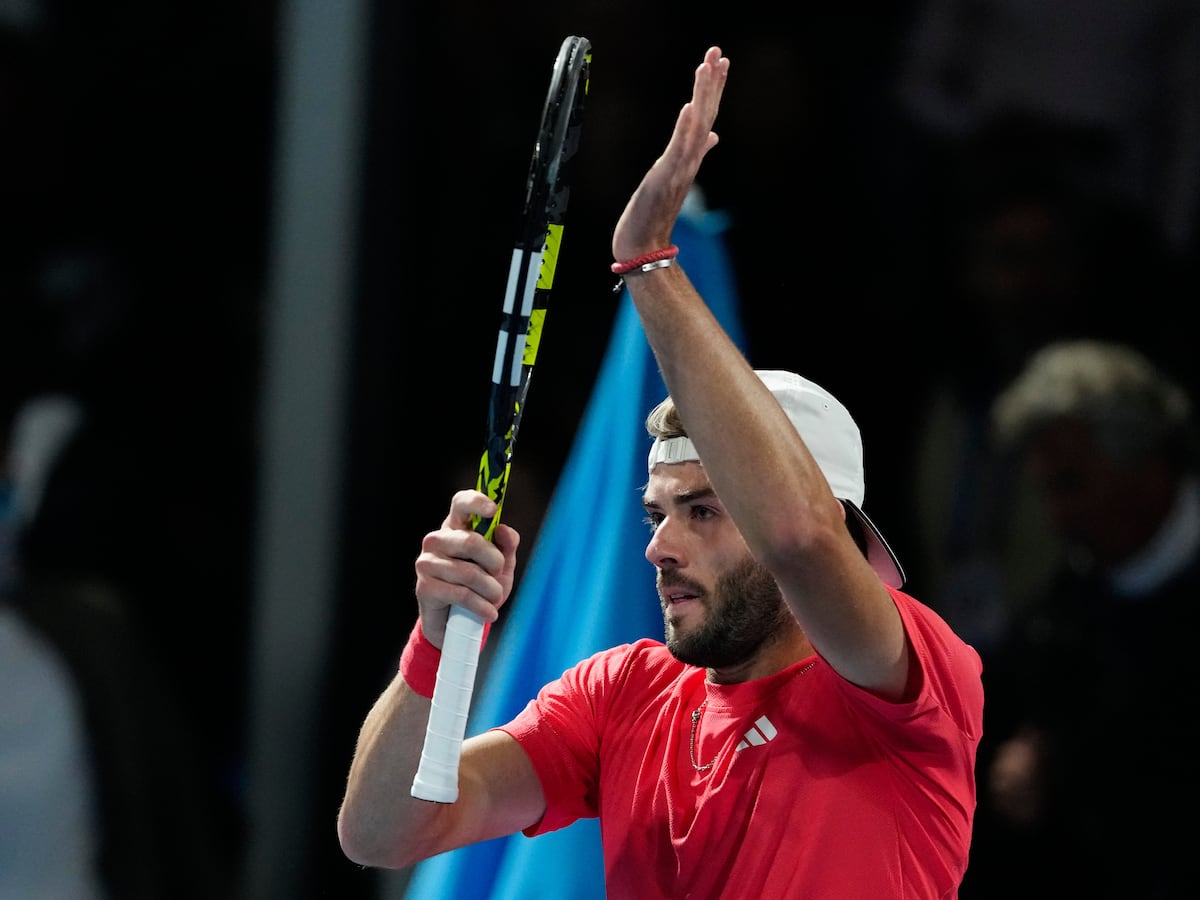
[612,47,911,698]
[339,46,983,898]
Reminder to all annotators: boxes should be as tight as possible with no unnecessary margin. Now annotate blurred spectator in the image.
[2,314,251,900]
[961,339,1200,898]
[1,328,238,899]
[903,118,1191,650]
[2,395,106,898]
[2,8,244,894]
[880,6,1200,611]
[0,17,103,886]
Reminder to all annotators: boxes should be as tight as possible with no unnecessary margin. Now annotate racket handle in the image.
[410,604,485,802]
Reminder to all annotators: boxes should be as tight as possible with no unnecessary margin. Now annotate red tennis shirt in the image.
[498,587,983,899]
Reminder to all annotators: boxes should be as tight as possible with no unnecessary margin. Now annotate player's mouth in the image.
[663,589,699,607]
[659,574,706,613]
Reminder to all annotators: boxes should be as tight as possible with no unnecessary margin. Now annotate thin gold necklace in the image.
[689,701,718,772]
[689,661,817,773]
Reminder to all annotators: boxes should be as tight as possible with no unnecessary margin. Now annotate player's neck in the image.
[706,629,814,685]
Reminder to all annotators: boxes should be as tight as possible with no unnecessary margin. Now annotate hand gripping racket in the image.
[411,35,591,803]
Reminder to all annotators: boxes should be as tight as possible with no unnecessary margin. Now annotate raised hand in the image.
[612,46,730,262]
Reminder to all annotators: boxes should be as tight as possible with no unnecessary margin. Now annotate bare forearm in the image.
[337,675,451,869]
[615,48,909,696]
[338,494,538,868]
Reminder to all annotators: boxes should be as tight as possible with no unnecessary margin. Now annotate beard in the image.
[660,556,792,669]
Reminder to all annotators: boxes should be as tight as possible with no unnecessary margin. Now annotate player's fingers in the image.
[415,540,507,620]
[610,48,729,260]
[444,489,499,531]
[491,523,522,589]
[491,522,521,561]
[661,50,728,167]
[691,47,728,124]
[424,521,507,574]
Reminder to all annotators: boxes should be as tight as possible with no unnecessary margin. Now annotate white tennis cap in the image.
[646,369,905,588]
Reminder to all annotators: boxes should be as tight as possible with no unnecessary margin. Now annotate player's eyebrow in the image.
[642,486,718,511]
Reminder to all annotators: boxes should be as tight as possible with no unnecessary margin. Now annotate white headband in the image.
[646,435,700,470]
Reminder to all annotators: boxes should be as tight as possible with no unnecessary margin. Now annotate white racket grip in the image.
[410,604,486,802]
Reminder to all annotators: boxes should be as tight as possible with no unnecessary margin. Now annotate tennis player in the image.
[338,46,984,898]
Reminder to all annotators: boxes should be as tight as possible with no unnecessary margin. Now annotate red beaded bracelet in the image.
[610,244,680,275]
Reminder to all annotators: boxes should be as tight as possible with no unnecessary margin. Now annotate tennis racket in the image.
[411,35,591,803]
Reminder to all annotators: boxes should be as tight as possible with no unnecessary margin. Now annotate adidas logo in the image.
[735,715,777,751]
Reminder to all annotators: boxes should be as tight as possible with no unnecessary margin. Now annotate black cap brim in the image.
[845,501,905,589]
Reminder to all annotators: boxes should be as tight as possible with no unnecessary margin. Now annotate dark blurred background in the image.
[2,1,1196,898]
